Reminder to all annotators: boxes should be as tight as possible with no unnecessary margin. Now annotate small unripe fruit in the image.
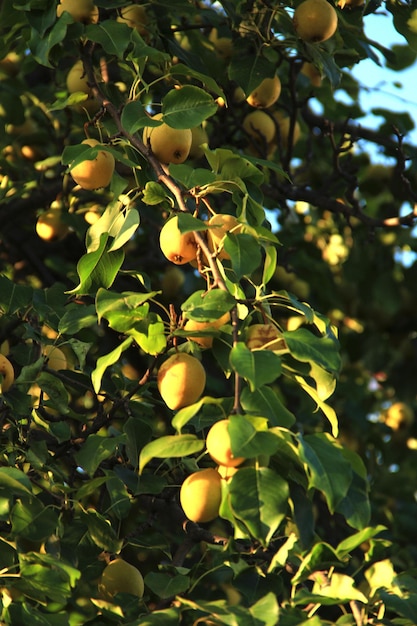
[159,216,198,265]
[157,352,206,410]
[143,114,192,164]
[184,312,230,349]
[180,468,222,523]
[70,139,115,190]
[98,559,144,600]
[0,354,15,393]
[207,214,241,260]
[246,75,281,109]
[246,323,286,351]
[57,0,99,23]
[206,419,246,468]
[243,110,276,144]
[293,0,338,43]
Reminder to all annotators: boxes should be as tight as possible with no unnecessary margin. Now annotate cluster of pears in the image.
[180,418,246,524]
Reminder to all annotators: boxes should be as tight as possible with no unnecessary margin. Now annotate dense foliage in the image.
[1,0,417,624]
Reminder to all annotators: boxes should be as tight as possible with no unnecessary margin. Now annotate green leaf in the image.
[108,208,140,252]
[172,396,224,432]
[11,498,59,542]
[337,526,387,559]
[139,434,205,474]
[228,42,277,95]
[291,542,343,585]
[249,592,280,626]
[91,337,133,393]
[162,85,218,129]
[294,374,339,437]
[132,608,180,625]
[85,19,130,57]
[96,287,158,330]
[284,328,341,373]
[131,313,167,356]
[79,506,123,553]
[144,572,190,599]
[169,63,224,98]
[262,245,277,286]
[0,275,33,315]
[177,212,208,233]
[58,303,97,334]
[104,472,131,520]
[69,233,125,296]
[124,417,153,470]
[230,342,282,392]
[298,433,352,513]
[240,386,296,428]
[142,181,170,206]
[0,467,33,496]
[75,434,127,476]
[225,233,262,279]
[36,372,70,414]
[181,289,235,321]
[379,590,417,622]
[227,467,289,546]
[121,100,152,134]
[228,414,281,459]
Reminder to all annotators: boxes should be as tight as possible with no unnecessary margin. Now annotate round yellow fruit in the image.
[184,312,230,349]
[206,419,246,468]
[293,0,338,43]
[143,113,192,164]
[246,323,286,351]
[180,468,222,523]
[246,75,281,109]
[98,558,144,600]
[207,214,241,261]
[0,354,15,393]
[243,110,276,144]
[43,345,68,371]
[57,0,99,23]
[70,139,115,190]
[159,215,198,265]
[157,352,206,410]
[209,29,233,61]
[117,5,149,37]
[189,125,209,159]
[300,62,322,87]
[36,211,69,241]
[383,402,414,432]
[272,111,301,147]
[66,60,91,96]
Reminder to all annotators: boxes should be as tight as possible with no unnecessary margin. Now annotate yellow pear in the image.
[180,468,222,523]
[57,0,99,23]
[189,125,209,159]
[184,312,230,349]
[272,111,301,147]
[209,29,233,61]
[246,75,281,109]
[157,352,206,410]
[293,0,338,43]
[98,559,144,600]
[36,211,69,241]
[243,110,276,144]
[300,62,322,87]
[43,345,68,371]
[117,5,149,38]
[206,419,246,468]
[143,113,192,164]
[0,354,15,393]
[70,139,115,190]
[159,215,198,265]
[246,323,286,351]
[207,214,241,260]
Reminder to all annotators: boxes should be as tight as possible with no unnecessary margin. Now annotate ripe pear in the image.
[246,323,286,351]
[300,62,322,87]
[57,0,99,23]
[184,312,230,349]
[246,75,281,109]
[0,354,15,393]
[143,113,192,164]
[117,5,149,38]
[43,345,68,371]
[98,559,144,600]
[157,352,206,410]
[206,419,246,468]
[180,468,222,523]
[70,139,115,190]
[272,111,301,147]
[159,215,198,265]
[209,28,233,61]
[36,211,69,241]
[243,110,276,144]
[293,0,338,43]
[207,214,241,260]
